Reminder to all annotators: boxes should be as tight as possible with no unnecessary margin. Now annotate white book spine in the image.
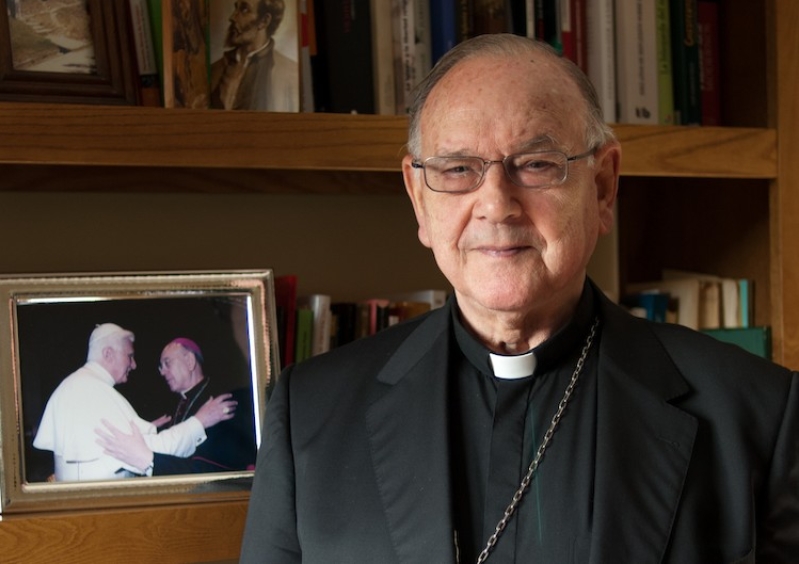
[615,0,659,124]
[371,0,397,114]
[586,0,617,123]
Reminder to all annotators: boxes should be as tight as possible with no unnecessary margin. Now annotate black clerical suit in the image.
[153,377,256,475]
[240,280,799,563]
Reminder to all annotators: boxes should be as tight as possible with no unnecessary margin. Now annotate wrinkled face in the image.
[158,343,194,393]
[403,52,618,321]
[226,1,267,48]
[107,340,137,384]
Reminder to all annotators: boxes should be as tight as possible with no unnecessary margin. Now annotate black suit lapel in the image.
[366,306,457,564]
[589,300,698,564]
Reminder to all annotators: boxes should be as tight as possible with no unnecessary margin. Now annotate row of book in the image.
[274,275,448,369]
[622,269,770,359]
[310,0,722,125]
[119,0,722,125]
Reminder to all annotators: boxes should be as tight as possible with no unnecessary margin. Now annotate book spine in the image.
[414,0,434,80]
[300,0,316,112]
[314,0,375,113]
[370,0,397,114]
[306,294,332,356]
[128,0,162,106]
[585,0,616,122]
[392,0,416,114]
[669,0,702,125]
[294,307,314,362]
[560,0,574,62]
[697,0,721,125]
[615,0,658,124]
[430,0,458,64]
[456,0,474,42]
[656,0,675,125]
[472,0,508,34]
[571,0,587,72]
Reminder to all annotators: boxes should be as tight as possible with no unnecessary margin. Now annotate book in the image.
[663,269,747,329]
[697,0,721,125]
[274,275,299,368]
[655,0,675,125]
[127,0,162,106]
[146,0,164,91]
[300,0,316,112]
[585,0,616,122]
[622,291,671,323]
[559,0,575,62]
[430,0,458,64]
[294,307,314,362]
[299,294,332,356]
[456,0,475,42]
[359,298,392,336]
[669,0,702,125]
[414,0,434,86]
[662,269,722,329]
[313,0,375,113]
[330,302,359,347]
[472,0,509,34]
[615,0,659,124]
[738,279,754,329]
[570,0,588,72]
[627,278,702,330]
[392,0,416,114]
[370,0,397,114]
[388,289,448,310]
[702,326,771,360]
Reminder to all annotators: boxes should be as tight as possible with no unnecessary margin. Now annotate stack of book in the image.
[623,269,770,359]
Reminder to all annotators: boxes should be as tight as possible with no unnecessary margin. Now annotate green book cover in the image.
[294,307,314,363]
[669,0,702,125]
[702,326,771,360]
[656,0,675,125]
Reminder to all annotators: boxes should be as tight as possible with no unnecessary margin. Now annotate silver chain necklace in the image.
[470,316,600,564]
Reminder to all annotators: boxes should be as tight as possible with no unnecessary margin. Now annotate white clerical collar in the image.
[489,351,537,380]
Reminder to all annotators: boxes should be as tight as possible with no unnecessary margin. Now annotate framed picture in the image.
[0,270,279,514]
[205,0,299,112]
[0,0,138,104]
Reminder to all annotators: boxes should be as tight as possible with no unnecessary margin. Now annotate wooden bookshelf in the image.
[0,0,796,561]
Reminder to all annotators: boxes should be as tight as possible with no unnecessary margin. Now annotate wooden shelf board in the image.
[0,104,777,180]
[0,500,247,564]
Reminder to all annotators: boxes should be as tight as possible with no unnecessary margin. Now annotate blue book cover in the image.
[430,0,458,64]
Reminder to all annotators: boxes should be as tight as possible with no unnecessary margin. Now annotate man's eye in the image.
[436,160,479,176]
[520,158,556,171]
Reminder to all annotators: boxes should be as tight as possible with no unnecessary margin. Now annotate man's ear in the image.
[593,141,621,236]
[402,153,432,248]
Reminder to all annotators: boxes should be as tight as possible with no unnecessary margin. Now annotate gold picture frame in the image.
[0,270,278,513]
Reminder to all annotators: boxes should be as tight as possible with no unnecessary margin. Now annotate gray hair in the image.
[406,34,616,157]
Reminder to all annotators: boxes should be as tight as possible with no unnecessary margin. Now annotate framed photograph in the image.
[0,0,138,104]
[206,0,299,112]
[0,270,279,514]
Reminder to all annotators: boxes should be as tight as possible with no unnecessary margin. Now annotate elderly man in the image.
[97,337,256,475]
[209,0,298,111]
[240,35,799,562]
[33,323,235,481]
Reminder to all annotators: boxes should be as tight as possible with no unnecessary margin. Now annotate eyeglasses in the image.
[410,147,596,194]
